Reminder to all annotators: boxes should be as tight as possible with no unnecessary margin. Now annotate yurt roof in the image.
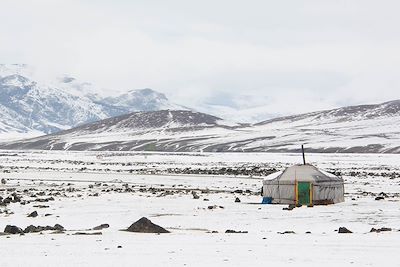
[265,164,342,183]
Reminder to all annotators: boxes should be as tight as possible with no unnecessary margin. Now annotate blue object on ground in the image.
[262,197,272,204]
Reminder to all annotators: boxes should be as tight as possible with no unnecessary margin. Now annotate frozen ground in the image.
[0,151,399,267]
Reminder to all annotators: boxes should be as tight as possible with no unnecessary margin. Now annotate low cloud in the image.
[1,0,399,120]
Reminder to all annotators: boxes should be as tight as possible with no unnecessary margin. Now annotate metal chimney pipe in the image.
[301,144,306,165]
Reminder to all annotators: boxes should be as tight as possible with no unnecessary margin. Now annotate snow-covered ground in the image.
[0,151,399,266]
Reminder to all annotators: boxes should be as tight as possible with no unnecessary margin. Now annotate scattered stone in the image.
[225,230,248,234]
[283,204,295,211]
[375,196,384,201]
[370,227,392,233]
[28,211,38,218]
[23,224,65,233]
[24,225,42,233]
[53,224,65,231]
[1,178,6,184]
[74,232,102,235]
[33,205,49,208]
[4,225,23,234]
[278,231,296,234]
[93,224,110,231]
[192,191,200,199]
[338,227,352,233]
[126,217,170,233]
[234,197,241,203]
[305,231,312,234]
[207,205,224,210]
[117,245,122,248]
[34,197,55,203]
[11,193,21,203]
[203,198,209,201]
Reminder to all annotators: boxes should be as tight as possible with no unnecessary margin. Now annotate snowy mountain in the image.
[101,88,185,113]
[3,100,400,153]
[0,64,186,139]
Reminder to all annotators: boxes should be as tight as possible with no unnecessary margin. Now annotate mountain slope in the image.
[0,64,186,139]
[101,88,185,112]
[2,100,400,153]
[0,110,239,151]
[0,74,110,134]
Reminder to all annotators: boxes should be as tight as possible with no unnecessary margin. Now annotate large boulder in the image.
[27,211,38,218]
[93,224,110,230]
[126,217,170,233]
[4,225,23,234]
[23,224,65,233]
[338,227,353,233]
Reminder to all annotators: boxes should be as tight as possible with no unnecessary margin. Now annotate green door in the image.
[297,182,311,205]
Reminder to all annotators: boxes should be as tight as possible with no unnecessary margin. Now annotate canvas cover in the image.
[263,164,344,205]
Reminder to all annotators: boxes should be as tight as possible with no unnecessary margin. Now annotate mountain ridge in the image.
[2,99,400,153]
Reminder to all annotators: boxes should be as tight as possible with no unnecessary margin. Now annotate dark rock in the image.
[370,227,392,233]
[126,217,170,233]
[28,211,38,218]
[278,231,296,234]
[4,225,23,234]
[24,225,43,233]
[338,227,352,233]
[234,197,241,203]
[73,232,102,235]
[192,191,200,199]
[33,205,49,208]
[225,230,248,234]
[34,197,55,202]
[283,204,295,211]
[53,224,65,231]
[11,193,21,203]
[2,197,11,205]
[23,224,65,233]
[93,224,110,230]
[375,196,384,201]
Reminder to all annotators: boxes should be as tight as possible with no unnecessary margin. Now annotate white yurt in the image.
[262,147,344,205]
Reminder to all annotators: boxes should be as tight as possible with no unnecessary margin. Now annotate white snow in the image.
[0,151,399,266]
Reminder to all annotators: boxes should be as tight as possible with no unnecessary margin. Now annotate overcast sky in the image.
[1,0,400,118]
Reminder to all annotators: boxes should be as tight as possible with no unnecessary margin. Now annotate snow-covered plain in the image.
[0,151,399,267]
